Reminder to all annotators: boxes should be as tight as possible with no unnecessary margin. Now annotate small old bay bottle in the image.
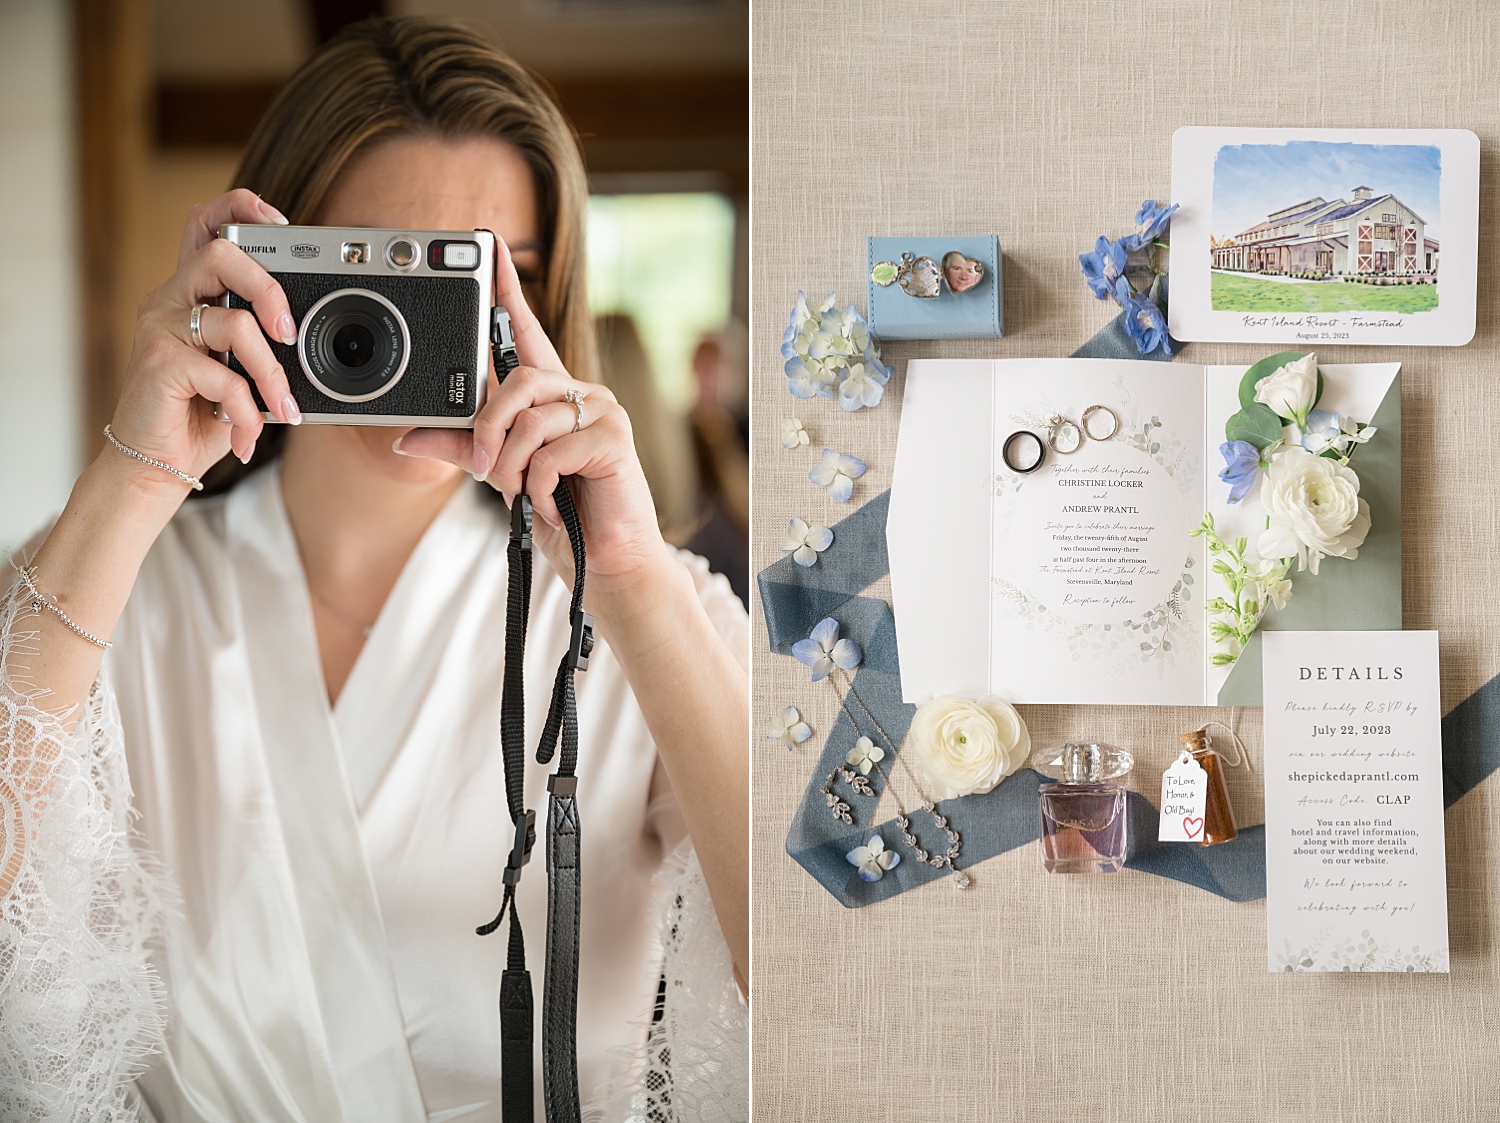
[1032,742,1134,873]
[1180,729,1237,846]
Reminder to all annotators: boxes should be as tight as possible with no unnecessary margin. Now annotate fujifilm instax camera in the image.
[219,224,511,426]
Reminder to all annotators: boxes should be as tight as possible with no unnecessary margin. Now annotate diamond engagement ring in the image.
[565,388,585,433]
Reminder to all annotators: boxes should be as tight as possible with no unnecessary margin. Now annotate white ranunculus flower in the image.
[905,695,1031,800]
[1255,447,1371,576]
[1254,352,1319,428]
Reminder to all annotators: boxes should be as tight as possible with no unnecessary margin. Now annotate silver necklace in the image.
[823,671,969,888]
[309,585,374,638]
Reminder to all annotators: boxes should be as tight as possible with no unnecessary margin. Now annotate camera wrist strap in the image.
[477,316,592,1123]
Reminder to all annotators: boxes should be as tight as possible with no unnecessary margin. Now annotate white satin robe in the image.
[102,464,745,1122]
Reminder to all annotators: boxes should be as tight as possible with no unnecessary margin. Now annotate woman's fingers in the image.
[187,305,300,425]
[125,336,264,460]
[493,236,564,374]
[484,401,587,495]
[520,419,632,528]
[393,426,474,471]
[179,188,288,264]
[172,237,298,345]
[471,365,616,482]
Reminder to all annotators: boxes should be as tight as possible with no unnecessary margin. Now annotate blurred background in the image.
[0,0,748,602]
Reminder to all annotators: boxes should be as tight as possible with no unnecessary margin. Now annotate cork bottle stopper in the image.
[1179,729,1208,754]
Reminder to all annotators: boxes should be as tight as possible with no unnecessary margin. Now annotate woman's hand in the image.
[396,238,666,588]
[110,189,302,486]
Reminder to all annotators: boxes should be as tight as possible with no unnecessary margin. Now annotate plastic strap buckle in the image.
[567,611,595,671]
[547,774,578,797]
[491,307,520,381]
[509,494,532,549]
[502,808,536,887]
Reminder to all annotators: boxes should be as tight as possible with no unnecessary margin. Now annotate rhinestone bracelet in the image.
[103,425,203,491]
[14,564,112,649]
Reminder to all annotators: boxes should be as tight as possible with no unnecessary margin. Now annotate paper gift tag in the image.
[1158,752,1208,842]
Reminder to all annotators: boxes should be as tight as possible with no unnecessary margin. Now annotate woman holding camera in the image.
[1,18,747,1122]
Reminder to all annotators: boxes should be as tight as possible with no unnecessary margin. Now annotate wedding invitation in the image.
[887,358,1400,706]
[1261,631,1449,972]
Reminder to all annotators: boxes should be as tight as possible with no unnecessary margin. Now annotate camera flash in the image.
[443,243,479,269]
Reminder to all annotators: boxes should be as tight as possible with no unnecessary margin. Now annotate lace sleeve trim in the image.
[589,841,749,1123]
[0,576,174,1120]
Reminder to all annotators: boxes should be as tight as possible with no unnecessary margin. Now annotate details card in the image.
[1262,631,1449,972]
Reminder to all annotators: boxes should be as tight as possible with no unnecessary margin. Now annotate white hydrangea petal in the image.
[828,473,853,502]
[789,721,812,744]
[837,454,868,478]
[809,460,838,486]
[792,544,818,567]
[806,525,834,552]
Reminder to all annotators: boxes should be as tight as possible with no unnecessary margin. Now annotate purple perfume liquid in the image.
[1037,781,1128,873]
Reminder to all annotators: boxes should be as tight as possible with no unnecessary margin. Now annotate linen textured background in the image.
[749,2,1499,1119]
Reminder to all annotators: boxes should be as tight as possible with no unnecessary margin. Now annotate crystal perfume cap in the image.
[1030,742,1133,783]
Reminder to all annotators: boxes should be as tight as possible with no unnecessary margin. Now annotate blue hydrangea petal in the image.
[831,638,862,671]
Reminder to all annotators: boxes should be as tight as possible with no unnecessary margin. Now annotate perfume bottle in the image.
[1032,742,1134,874]
[1180,730,1238,846]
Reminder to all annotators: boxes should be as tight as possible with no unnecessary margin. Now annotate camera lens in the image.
[331,322,376,368]
[298,288,410,402]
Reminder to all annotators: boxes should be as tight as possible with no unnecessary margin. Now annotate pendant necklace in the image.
[821,669,969,888]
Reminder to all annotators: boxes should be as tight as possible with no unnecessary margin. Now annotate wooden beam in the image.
[75,0,151,458]
[156,72,747,149]
[306,0,386,44]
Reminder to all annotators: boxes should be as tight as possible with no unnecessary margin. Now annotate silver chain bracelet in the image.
[103,425,204,491]
[13,563,112,649]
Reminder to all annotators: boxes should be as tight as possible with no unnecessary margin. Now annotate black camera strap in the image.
[477,310,592,1123]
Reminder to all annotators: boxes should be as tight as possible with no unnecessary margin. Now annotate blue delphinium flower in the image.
[792,616,862,682]
[1079,236,1128,300]
[1119,282,1173,356]
[1218,440,1262,504]
[1122,200,1179,251]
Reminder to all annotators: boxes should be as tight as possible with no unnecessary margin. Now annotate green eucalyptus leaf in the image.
[1225,403,1284,450]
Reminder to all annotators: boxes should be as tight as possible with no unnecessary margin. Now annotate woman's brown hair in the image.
[201,16,595,493]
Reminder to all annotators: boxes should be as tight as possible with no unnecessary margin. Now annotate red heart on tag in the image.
[1182,816,1205,839]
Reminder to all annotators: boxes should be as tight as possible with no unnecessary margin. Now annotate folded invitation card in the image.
[887,358,1400,706]
[1261,631,1449,972]
[1168,127,1479,347]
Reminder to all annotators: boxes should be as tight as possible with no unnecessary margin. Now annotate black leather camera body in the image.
[218,223,496,426]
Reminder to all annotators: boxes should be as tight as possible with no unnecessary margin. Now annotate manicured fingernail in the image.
[260,198,290,225]
[276,312,296,345]
[240,441,255,465]
[281,395,302,425]
[392,435,409,455]
[472,447,490,482]
[538,505,561,529]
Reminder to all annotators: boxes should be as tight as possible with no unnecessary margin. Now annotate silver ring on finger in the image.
[189,303,210,350]
[565,388,585,434]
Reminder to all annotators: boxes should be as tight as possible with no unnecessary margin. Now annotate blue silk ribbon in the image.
[760,315,1496,906]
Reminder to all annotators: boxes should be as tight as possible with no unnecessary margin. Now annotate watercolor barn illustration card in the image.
[1168,127,1479,347]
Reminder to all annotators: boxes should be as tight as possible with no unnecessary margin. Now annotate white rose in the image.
[1253,352,1319,428]
[1255,446,1371,576]
[905,695,1030,800]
